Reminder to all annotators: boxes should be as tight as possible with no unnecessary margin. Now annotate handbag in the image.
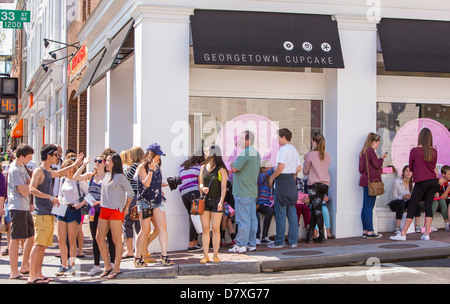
[0,217,7,234]
[130,205,139,220]
[76,181,90,215]
[366,152,385,196]
[191,167,218,215]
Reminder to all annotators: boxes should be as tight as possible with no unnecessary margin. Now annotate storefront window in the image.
[377,102,450,175]
[189,96,322,172]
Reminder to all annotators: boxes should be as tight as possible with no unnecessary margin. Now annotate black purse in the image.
[76,181,90,215]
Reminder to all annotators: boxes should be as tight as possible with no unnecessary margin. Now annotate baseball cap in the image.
[146,143,166,156]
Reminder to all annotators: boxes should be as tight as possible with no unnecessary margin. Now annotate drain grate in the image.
[378,244,419,250]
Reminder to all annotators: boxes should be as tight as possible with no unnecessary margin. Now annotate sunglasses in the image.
[94,159,104,164]
[47,149,58,156]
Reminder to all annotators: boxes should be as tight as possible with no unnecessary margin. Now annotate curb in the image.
[259,246,450,273]
[88,245,450,280]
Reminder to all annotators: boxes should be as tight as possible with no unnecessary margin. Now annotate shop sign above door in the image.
[190,10,344,68]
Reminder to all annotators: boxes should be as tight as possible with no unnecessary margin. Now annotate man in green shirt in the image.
[229,131,261,253]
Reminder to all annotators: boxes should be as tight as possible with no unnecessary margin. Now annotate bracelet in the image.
[50,196,54,201]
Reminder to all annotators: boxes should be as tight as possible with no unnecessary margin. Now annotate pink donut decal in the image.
[391,118,450,177]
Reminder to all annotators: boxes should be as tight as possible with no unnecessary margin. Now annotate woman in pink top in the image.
[303,133,331,243]
[391,128,438,241]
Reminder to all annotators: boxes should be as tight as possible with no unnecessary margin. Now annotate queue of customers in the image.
[0,126,447,282]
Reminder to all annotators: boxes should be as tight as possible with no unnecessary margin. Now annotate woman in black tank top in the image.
[198,145,228,264]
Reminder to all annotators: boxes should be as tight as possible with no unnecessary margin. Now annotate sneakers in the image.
[228,245,247,253]
[55,266,75,276]
[420,234,430,241]
[393,226,401,234]
[87,265,102,276]
[390,234,406,241]
[415,225,421,233]
[260,237,271,244]
[55,266,68,276]
[246,246,256,252]
[267,242,284,249]
[366,233,382,239]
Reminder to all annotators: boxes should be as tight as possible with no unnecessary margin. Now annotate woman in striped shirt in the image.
[179,154,204,250]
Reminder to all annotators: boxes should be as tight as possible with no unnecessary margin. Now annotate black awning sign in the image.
[191,10,344,68]
[378,18,450,73]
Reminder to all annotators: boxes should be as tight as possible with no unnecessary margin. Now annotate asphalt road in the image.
[4,257,449,285]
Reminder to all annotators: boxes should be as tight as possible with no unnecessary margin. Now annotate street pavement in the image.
[1,221,450,283]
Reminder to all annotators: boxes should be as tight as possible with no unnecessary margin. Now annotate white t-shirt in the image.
[276,143,301,174]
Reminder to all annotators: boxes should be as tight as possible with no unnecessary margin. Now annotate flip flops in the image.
[9,275,27,280]
[26,278,49,284]
[107,271,122,279]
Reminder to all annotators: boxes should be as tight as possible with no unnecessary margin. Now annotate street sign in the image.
[0,9,30,29]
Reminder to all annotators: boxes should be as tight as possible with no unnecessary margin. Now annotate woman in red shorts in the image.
[96,153,134,279]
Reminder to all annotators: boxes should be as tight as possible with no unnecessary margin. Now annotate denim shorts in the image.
[152,203,165,213]
[57,206,82,224]
[204,197,223,213]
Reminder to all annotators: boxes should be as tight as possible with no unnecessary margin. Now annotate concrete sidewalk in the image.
[1,226,450,282]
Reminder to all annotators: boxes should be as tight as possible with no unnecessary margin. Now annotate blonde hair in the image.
[360,132,381,156]
[120,150,132,166]
[128,146,145,164]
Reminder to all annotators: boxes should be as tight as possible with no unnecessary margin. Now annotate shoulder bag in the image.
[76,181,90,215]
[191,167,218,215]
[366,152,385,196]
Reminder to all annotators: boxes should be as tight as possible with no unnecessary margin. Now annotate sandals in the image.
[134,257,147,268]
[107,271,122,279]
[143,253,157,264]
[160,255,174,266]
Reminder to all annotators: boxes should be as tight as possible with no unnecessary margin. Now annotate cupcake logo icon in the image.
[283,41,294,51]
[321,42,331,52]
[302,42,313,51]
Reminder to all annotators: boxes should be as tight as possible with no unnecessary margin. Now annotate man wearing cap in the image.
[229,131,261,253]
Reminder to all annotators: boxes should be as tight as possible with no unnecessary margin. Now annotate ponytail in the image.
[312,133,326,161]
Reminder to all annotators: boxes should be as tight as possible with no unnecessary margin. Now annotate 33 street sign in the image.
[0,9,31,29]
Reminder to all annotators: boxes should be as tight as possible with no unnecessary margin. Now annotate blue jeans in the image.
[234,196,258,248]
[361,186,376,231]
[274,194,298,246]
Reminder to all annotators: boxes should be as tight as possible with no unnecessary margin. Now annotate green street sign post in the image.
[0,9,31,29]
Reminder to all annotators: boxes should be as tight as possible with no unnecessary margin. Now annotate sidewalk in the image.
[2,223,450,282]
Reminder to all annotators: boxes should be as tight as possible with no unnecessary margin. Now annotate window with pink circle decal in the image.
[377,102,450,177]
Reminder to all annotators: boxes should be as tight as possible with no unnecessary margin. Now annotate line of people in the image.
[177,128,332,262]
[1,126,445,281]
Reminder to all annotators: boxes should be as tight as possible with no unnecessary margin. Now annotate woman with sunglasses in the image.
[73,154,116,276]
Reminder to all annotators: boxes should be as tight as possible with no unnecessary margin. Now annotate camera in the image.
[167,176,182,191]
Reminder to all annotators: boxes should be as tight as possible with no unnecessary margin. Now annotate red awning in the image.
[11,118,23,138]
